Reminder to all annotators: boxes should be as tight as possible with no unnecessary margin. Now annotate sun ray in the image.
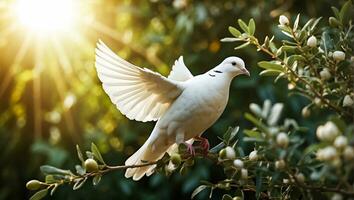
[0,33,32,98]
[33,38,44,138]
[50,36,73,74]
[0,23,19,40]
[86,20,166,69]
[48,37,79,142]
[67,30,92,50]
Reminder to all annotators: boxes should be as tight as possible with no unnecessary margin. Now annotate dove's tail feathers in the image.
[125,140,168,181]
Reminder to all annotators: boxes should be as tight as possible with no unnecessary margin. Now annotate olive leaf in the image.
[228,26,241,37]
[237,19,249,33]
[191,185,208,199]
[91,143,106,165]
[93,174,102,186]
[248,18,256,36]
[73,177,87,190]
[40,165,72,176]
[76,144,84,164]
[29,189,48,200]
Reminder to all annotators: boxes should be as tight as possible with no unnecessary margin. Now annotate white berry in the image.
[343,95,354,107]
[276,132,289,148]
[233,159,244,168]
[333,51,345,61]
[279,15,289,25]
[249,150,258,161]
[334,136,348,149]
[307,36,317,47]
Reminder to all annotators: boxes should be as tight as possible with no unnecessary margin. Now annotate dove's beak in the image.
[241,68,250,76]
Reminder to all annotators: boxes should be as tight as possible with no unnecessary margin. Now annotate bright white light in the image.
[14,0,76,33]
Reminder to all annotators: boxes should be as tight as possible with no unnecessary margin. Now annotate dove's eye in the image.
[231,62,236,66]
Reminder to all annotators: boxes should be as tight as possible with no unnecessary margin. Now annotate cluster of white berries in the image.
[219,147,254,180]
[316,121,354,163]
[316,121,340,141]
[282,172,306,185]
[328,50,346,62]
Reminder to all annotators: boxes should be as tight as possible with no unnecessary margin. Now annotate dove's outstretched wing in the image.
[167,56,193,81]
[95,41,186,122]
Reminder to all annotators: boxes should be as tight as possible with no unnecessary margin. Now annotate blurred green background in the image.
[0,0,344,199]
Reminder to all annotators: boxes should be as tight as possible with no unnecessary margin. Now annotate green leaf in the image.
[293,14,300,31]
[244,113,269,135]
[228,26,241,37]
[221,37,242,42]
[249,103,263,117]
[222,194,233,200]
[30,189,48,200]
[282,46,297,53]
[224,126,239,143]
[93,174,102,186]
[243,137,265,143]
[45,175,56,184]
[50,184,59,196]
[286,55,305,66]
[255,172,262,199]
[267,103,283,126]
[40,165,72,176]
[234,42,250,50]
[237,19,249,33]
[209,142,225,153]
[223,127,233,142]
[301,18,314,31]
[279,25,293,38]
[73,177,87,190]
[75,165,86,175]
[331,6,340,18]
[179,165,188,175]
[310,17,322,31]
[244,129,262,139]
[91,143,106,165]
[257,61,283,71]
[191,185,208,199]
[339,0,352,24]
[274,72,286,82]
[248,18,256,35]
[259,69,282,76]
[76,145,84,163]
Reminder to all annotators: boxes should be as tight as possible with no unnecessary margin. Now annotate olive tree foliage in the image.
[26,2,354,200]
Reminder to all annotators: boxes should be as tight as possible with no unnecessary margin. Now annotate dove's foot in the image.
[195,136,209,156]
[183,142,195,157]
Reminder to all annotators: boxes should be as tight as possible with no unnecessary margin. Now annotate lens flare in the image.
[14,0,76,33]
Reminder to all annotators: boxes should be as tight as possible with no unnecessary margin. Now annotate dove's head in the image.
[216,57,250,77]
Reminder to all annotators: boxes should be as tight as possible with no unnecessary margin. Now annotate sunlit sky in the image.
[0,0,128,137]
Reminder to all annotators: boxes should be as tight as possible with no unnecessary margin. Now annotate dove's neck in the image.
[205,68,235,93]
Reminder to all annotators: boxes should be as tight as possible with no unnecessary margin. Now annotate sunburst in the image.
[0,0,148,139]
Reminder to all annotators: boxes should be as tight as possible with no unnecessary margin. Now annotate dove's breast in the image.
[155,75,231,142]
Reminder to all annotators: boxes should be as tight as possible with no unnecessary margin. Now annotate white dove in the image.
[95,40,250,180]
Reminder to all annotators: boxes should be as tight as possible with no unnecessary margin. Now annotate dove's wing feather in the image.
[95,41,184,122]
[167,56,193,81]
